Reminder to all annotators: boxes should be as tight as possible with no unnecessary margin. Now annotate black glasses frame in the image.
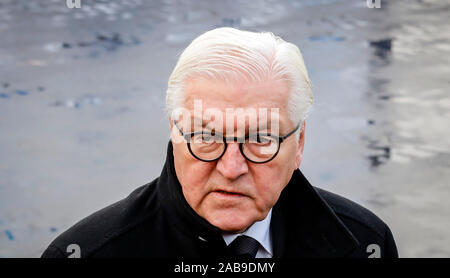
[173,120,301,164]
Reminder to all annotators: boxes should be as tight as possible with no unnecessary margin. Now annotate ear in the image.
[169,117,178,143]
[169,117,185,145]
[295,121,306,169]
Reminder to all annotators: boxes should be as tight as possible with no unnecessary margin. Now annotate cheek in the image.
[174,151,215,206]
[251,168,288,209]
[188,164,215,190]
[174,143,211,180]
[250,151,296,209]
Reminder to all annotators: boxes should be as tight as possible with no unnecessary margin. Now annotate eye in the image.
[201,134,214,143]
[250,134,271,145]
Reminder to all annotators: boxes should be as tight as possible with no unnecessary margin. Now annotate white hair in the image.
[166,27,313,135]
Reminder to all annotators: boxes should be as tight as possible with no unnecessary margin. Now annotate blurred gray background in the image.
[0,0,449,257]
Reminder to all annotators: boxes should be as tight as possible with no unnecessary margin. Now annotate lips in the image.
[215,190,244,196]
[212,188,247,198]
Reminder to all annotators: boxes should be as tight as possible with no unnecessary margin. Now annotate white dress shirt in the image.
[221,209,273,258]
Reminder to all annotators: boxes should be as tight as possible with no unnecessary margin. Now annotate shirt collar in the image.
[221,209,273,256]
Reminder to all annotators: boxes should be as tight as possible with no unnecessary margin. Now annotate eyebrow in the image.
[190,117,271,131]
[191,116,275,126]
[177,119,285,139]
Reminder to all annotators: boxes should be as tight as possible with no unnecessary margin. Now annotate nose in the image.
[216,143,249,180]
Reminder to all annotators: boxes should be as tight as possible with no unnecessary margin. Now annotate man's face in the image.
[171,76,305,233]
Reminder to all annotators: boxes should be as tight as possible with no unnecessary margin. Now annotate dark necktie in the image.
[228,235,260,258]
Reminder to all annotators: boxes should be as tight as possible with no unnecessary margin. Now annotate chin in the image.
[206,210,255,233]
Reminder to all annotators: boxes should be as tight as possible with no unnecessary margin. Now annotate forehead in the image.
[183,77,291,126]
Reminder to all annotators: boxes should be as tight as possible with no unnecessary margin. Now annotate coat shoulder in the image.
[41,178,160,258]
[314,187,398,258]
[314,187,388,238]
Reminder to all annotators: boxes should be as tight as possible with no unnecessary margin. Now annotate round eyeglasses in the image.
[173,121,301,164]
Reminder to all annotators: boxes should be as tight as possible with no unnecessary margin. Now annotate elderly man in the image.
[42,27,398,258]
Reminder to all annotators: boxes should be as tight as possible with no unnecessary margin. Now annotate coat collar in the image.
[158,141,359,257]
[271,169,360,257]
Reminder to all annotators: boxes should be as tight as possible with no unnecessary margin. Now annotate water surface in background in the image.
[0,0,449,257]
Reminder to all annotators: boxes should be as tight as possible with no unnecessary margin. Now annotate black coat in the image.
[41,142,398,258]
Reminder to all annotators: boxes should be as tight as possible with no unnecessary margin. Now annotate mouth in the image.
[215,190,243,195]
[212,189,246,198]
